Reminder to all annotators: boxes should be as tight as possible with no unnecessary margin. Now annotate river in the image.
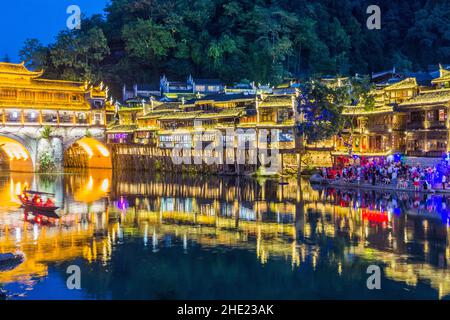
[0,170,449,299]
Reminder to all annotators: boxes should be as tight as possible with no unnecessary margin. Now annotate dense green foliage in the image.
[297,80,348,144]
[19,0,450,93]
[297,76,374,144]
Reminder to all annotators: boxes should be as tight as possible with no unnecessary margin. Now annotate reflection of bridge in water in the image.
[0,171,450,298]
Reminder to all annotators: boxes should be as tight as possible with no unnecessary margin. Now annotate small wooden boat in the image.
[18,190,60,218]
[0,252,24,272]
[0,289,6,300]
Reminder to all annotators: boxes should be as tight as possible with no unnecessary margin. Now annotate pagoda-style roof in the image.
[0,63,103,93]
[431,68,450,84]
[259,95,293,107]
[195,108,245,120]
[342,105,394,116]
[138,110,175,120]
[0,62,114,113]
[384,77,417,91]
[118,106,143,113]
[195,93,256,103]
[0,78,85,92]
[153,102,180,110]
[398,89,450,107]
[256,120,295,128]
[0,62,43,77]
[158,111,202,121]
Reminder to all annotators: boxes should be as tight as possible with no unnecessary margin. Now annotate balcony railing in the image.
[407,121,447,130]
[407,150,446,157]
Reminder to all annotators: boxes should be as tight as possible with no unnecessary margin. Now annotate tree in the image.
[19,0,450,92]
[122,18,176,64]
[297,80,349,144]
[1,53,11,63]
[341,76,376,156]
[296,79,351,175]
[50,26,110,81]
[19,39,49,70]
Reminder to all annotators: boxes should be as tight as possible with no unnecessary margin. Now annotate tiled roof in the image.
[158,111,202,120]
[118,106,142,112]
[259,95,293,107]
[138,110,176,119]
[342,106,394,115]
[195,108,245,119]
[431,69,450,83]
[195,93,256,103]
[0,62,43,76]
[407,72,434,87]
[154,102,179,110]
[399,89,450,107]
[384,78,417,91]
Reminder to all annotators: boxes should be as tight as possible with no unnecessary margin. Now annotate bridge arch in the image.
[0,134,35,172]
[64,137,112,169]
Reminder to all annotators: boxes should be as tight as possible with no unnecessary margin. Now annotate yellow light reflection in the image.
[78,141,94,158]
[1,143,29,160]
[101,178,110,193]
[96,144,110,157]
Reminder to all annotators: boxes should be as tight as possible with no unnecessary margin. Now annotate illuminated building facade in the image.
[107,92,300,173]
[0,62,115,127]
[332,69,450,167]
[108,65,450,172]
[0,62,115,171]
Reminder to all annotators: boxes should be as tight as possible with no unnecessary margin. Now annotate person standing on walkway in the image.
[443,174,447,190]
[413,176,420,192]
[392,170,397,186]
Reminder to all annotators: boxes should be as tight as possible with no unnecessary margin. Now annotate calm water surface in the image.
[0,170,449,300]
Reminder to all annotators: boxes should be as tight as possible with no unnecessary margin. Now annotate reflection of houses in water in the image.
[301,185,450,298]
[1,172,450,297]
[0,171,112,284]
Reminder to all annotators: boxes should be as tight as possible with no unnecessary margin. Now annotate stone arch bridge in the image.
[0,125,112,172]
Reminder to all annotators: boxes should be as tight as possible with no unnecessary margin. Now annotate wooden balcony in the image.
[406,121,447,130]
[407,150,446,157]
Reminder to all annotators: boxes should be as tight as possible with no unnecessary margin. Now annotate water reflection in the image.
[0,170,449,299]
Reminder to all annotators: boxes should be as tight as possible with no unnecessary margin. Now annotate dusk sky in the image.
[0,0,109,62]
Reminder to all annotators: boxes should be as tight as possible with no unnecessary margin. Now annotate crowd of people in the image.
[320,160,450,192]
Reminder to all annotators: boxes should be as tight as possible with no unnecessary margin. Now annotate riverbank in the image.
[311,175,450,194]
[109,144,304,176]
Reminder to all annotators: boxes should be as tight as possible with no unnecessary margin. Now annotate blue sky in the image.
[0,0,109,62]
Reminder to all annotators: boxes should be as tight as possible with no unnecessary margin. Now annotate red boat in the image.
[18,190,60,218]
